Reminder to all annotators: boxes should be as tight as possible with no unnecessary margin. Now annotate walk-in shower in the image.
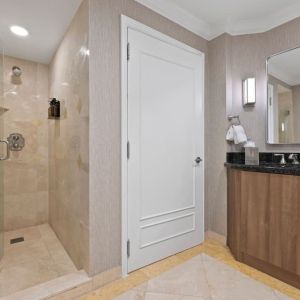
[0,0,89,298]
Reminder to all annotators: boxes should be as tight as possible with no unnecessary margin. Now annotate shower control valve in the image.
[7,133,25,151]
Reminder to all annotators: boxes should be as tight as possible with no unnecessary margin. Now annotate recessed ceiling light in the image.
[10,25,29,37]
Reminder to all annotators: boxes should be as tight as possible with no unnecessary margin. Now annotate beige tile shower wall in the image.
[3,56,49,231]
[48,0,89,272]
[88,0,208,276]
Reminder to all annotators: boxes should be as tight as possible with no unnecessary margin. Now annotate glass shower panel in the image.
[0,41,4,261]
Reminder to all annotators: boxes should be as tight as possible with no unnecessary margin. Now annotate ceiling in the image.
[268,47,300,86]
[0,0,83,64]
[135,0,300,40]
[1,0,300,64]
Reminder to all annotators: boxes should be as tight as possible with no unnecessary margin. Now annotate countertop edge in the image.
[224,162,300,176]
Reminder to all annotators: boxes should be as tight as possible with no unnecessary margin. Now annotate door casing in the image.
[121,15,205,276]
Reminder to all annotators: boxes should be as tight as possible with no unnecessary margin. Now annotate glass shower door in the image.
[0,41,4,261]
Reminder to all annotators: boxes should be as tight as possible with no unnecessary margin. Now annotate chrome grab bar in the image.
[0,140,10,161]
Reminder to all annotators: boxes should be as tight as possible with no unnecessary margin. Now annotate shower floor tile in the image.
[0,224,78,297]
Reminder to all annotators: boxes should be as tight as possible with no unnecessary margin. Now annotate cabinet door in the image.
[241,171,300,276]
[241,171,271,262]
[269,174,300,275]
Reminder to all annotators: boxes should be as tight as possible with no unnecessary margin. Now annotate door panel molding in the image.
[140,212,196,248]
[140,205,196,221]
[141,212,195,230]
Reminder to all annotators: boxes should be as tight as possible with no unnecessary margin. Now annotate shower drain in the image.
[10,237,25,244]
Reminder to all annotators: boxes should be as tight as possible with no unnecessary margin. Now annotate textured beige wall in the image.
[206,34,230,237]
[49,0,89,272]
[207,17,300,237]
[3,56,49,231]
[292,85,300,141]
[88,0,208,275]
[230,17,300,152]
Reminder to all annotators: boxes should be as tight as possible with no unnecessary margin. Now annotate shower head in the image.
[12,66,22,77]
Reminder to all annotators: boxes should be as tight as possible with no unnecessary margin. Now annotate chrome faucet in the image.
[274,154,286,165]
[288,154,300,165]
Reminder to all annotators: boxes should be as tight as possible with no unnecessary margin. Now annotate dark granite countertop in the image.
[225,152,300,176]
[225,162,300,176]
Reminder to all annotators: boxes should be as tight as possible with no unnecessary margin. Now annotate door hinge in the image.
[127,43,130,61]
[127,239,130,258]
[127,141,130,160]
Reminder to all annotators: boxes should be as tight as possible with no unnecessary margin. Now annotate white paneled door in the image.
[127,27,204,272]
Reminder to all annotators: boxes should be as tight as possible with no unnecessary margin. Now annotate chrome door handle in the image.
[0,140,10,161]
[195,157,202,164]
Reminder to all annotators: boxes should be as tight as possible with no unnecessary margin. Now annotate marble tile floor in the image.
[79,240,300,300]
[0,224,78,297]
[112,254,292,300]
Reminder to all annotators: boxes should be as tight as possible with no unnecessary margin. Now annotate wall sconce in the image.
[243,78,256,106]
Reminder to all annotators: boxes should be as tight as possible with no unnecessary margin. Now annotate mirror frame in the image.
[266,46,300,145]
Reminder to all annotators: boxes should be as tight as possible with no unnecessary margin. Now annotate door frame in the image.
[121,15,205,276]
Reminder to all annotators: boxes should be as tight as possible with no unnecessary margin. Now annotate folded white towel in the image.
[226,126,234,142]
[233,125,247,144]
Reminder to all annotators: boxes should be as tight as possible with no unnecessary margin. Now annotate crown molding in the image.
[227,1,300,36]
[134,0,300,41]
[134,0,214,40]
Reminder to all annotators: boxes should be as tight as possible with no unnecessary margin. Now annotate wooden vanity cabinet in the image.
[227,169,300,289]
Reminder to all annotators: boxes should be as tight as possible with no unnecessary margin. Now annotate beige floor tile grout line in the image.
[78,239,300,300]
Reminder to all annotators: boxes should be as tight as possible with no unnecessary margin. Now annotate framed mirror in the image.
[267,47,300,144]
